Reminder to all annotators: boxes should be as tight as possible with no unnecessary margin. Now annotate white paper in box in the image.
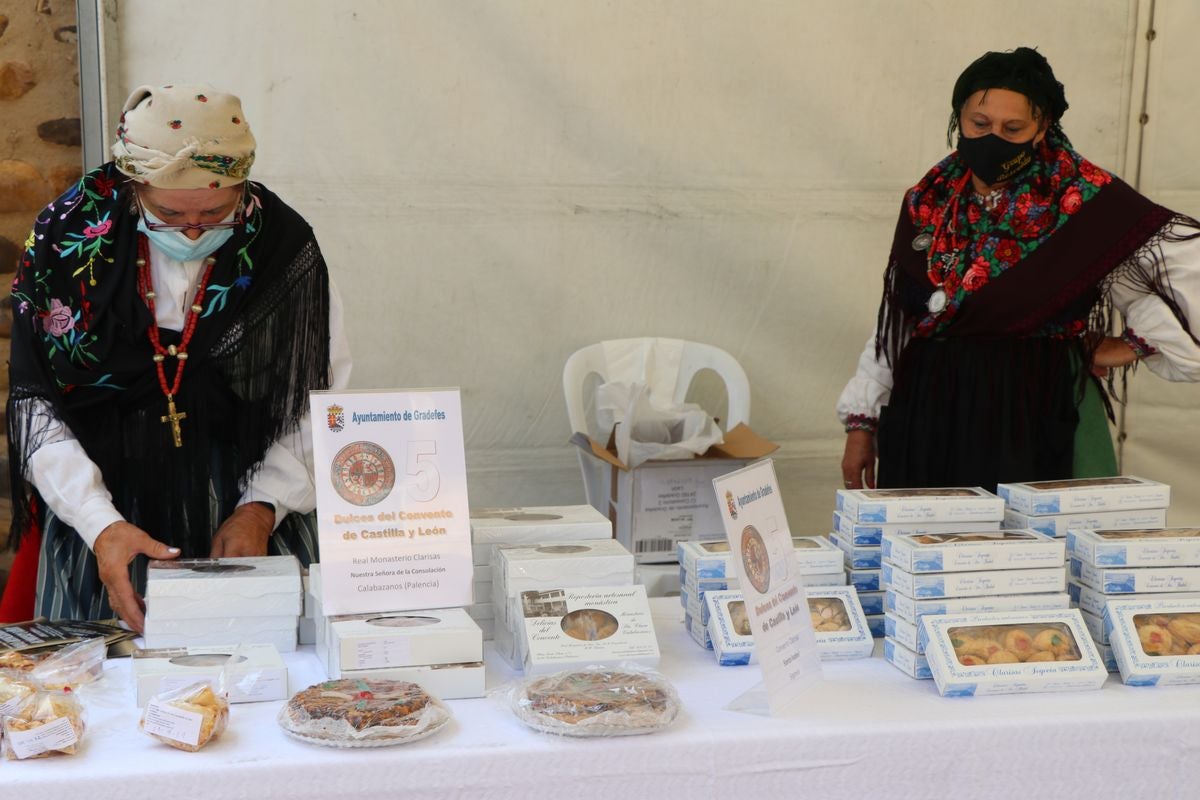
[326,661,485,699]
[328,607,482,671]
[834,512,998,547]
[143,614,298,652]
[678,536,842,578]
[145,555,302,619]
[923,609,1107,696]
[1005,507,1169,538]
[835,487,1003,524]
[1067,528,1200,568]
[883,529,1064,573]
[132,644,286,706]
[1104,597,1200,686]
[996,476,1170,516]
[883,637,931,680]
[883,562,1065,599]
[1073,559,1200,594]
[514,585,659,673]
[885,588,1070,625]
[470,505,611,565]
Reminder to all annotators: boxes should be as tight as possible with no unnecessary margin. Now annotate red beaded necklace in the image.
[136,234,216,447]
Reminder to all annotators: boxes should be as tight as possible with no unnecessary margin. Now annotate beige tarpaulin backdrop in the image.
[102,1,1198,532]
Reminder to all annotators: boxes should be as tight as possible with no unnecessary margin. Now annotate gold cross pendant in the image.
[161,397,188,448]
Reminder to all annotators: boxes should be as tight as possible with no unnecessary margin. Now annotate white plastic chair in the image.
[562,337,751,513]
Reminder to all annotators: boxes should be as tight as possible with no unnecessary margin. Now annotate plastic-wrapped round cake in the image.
[278,679,450,747]
[512,668,680,737]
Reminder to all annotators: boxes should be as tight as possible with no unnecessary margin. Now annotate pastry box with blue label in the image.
[883,562,1066,599]
[885,589,1070,625]
[1080,608,1109,645]
[996,476,1170,516]
[1071,559,1200,594]
[848,568,883,592]
[1067,528,1200,568]
[865,614,885,638]
[830,533,882,570]
[882,529,1064,573]
[857,590,885,617]
[924,609,1107,696]
[1068,579,1200,618]
[833,512,998,547]
[684,611,713,650]
[884,612,923,653]
[145,555,302,620]
[470,505,612,566]
[835,487,1004,524]
[1104,598,1200,686]
[517,585,660,673]
[131,644,287,706]
[1005,507,1169,538]
[884,637,931,680]
[327,607,483,672]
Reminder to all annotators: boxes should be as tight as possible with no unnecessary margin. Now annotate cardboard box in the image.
[884,612,923,653]
[1068,579,1200,618]
[883,529,1065,573]
[829,533,882,570]
[997,476,1170,516]
[572,424,778,563]
[835,487,1004,524]
[131,644,286,706]
[683,611,713,650]
[886,588,1070,625]
[492,539,635,626]
[678,536,842,578]
[1080,607,1109,645]
[145,556,302,620]
[325,661,485,699]
[834,512,999,547]
[470,505,612,566]
[857,590,885,617]
[884,637,931,680]
[514,585,660,673]
[923,610,1107,696]
[848,568,882,592]
[1072,558,1200,595]
[1004,507,1169,538]
[883,562,1066,600]
[1104,598,1200,686]
[1067,527,1200,568]
[703,587,873,664]
[865,614,885,639]
[327,607,482,672]
[143,614,298,652]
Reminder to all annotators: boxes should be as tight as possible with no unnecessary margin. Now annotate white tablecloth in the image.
[4,598,1200,799]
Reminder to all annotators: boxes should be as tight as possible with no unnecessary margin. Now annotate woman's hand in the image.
[94,521,180,633]
[841,429,877,490]
[209,502,275,558]
[1090,336,1139,377]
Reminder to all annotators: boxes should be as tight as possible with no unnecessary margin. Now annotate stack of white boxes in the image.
[143,556,303,652]
[998,476,1173,673]
[470,505,614,640]
[677,537,845,650]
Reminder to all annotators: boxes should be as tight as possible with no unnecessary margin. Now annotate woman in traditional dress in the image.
[838,48,1200,491]
[5,84,351,631]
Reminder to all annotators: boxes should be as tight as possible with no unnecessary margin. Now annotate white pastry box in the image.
[704,586,873,665]
[684,612,712,650]
[885,588,1070,625]
[1072,559,1200,594]
[513,585,660,674]
[1067,528,1200,568]
[882,529,1065,573]
[883,562,1066,599]
[857,590,885,617]
[131,644,287,706]
[883,637,931,680]
[327,607,482,672]
[923,609,1107,697]
[865,614,885,638]
[143,614,298,652]
[1068,580,1200,619]
[834,512,998,547]
[829,533,882,570]
[1080,608,1109,645]
[679,536,842,578]
[325,661,485,699]
[1105,598,1200,686]
[1005,507,1169,538]
[470,505,612,566]
[884,613,923,654]
[997,476,1170,516]
[492,539,635,624]
[835,487,1004,524]
[848,568,882,592]
[145,556,302,619]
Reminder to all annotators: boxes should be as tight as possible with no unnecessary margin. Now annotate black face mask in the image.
[957,132,1037,185]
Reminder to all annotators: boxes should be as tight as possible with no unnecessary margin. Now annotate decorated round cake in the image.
[513,669,680,737]
[278,679,449,747]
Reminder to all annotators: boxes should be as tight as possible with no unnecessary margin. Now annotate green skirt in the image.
[1073,373,1118,477]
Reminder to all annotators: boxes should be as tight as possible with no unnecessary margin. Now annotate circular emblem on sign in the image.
[740,524,771,595]
[331,441,396,506]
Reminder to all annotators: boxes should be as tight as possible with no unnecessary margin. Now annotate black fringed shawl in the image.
[7,164,331,556]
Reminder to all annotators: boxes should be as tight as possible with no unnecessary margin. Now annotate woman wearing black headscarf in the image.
[837,47,1200,491]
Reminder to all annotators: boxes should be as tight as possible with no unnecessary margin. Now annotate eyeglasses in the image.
[133,191,245,233]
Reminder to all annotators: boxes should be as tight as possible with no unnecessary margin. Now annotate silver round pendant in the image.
[911,233,933,251]
[927,289,948,315]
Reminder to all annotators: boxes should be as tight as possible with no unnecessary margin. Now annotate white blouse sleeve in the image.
[836,330,895,429]
[1112,225,1200,382]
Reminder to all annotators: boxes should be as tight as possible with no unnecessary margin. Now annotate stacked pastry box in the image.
[492,539,663,674]
[833,489,1007,638]
[143,556,303,653]
[307,564,487,699]
[677,537,845,650]
[469,505,613,641]
[997,476,1173,673]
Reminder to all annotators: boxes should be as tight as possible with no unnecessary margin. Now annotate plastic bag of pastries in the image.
[30,637,106,690]
[0,650,49,673]
[277,678,451,747]
[0,670,40,718]
[505,665,681,737]
[1,689,87,759]
[139,681,230,752]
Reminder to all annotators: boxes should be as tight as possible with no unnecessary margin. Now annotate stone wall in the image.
[0,0,83,594]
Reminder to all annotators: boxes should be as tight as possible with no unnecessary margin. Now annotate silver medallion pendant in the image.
[911,233,932,251]
[927,288,948,315]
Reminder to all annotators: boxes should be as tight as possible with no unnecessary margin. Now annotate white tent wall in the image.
[102,1,1198,533]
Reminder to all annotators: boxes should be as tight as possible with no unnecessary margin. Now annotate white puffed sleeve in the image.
[835,331,896,430]
[1111,225,1200,382]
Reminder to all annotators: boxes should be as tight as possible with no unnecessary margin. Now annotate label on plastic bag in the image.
[143,700,202,746]
[1,694,29,718]
[7,716,77,758]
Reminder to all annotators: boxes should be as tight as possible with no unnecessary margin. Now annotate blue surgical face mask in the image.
[137,209,236,263]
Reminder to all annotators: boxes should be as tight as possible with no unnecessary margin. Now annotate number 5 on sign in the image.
[309,388,473,615]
